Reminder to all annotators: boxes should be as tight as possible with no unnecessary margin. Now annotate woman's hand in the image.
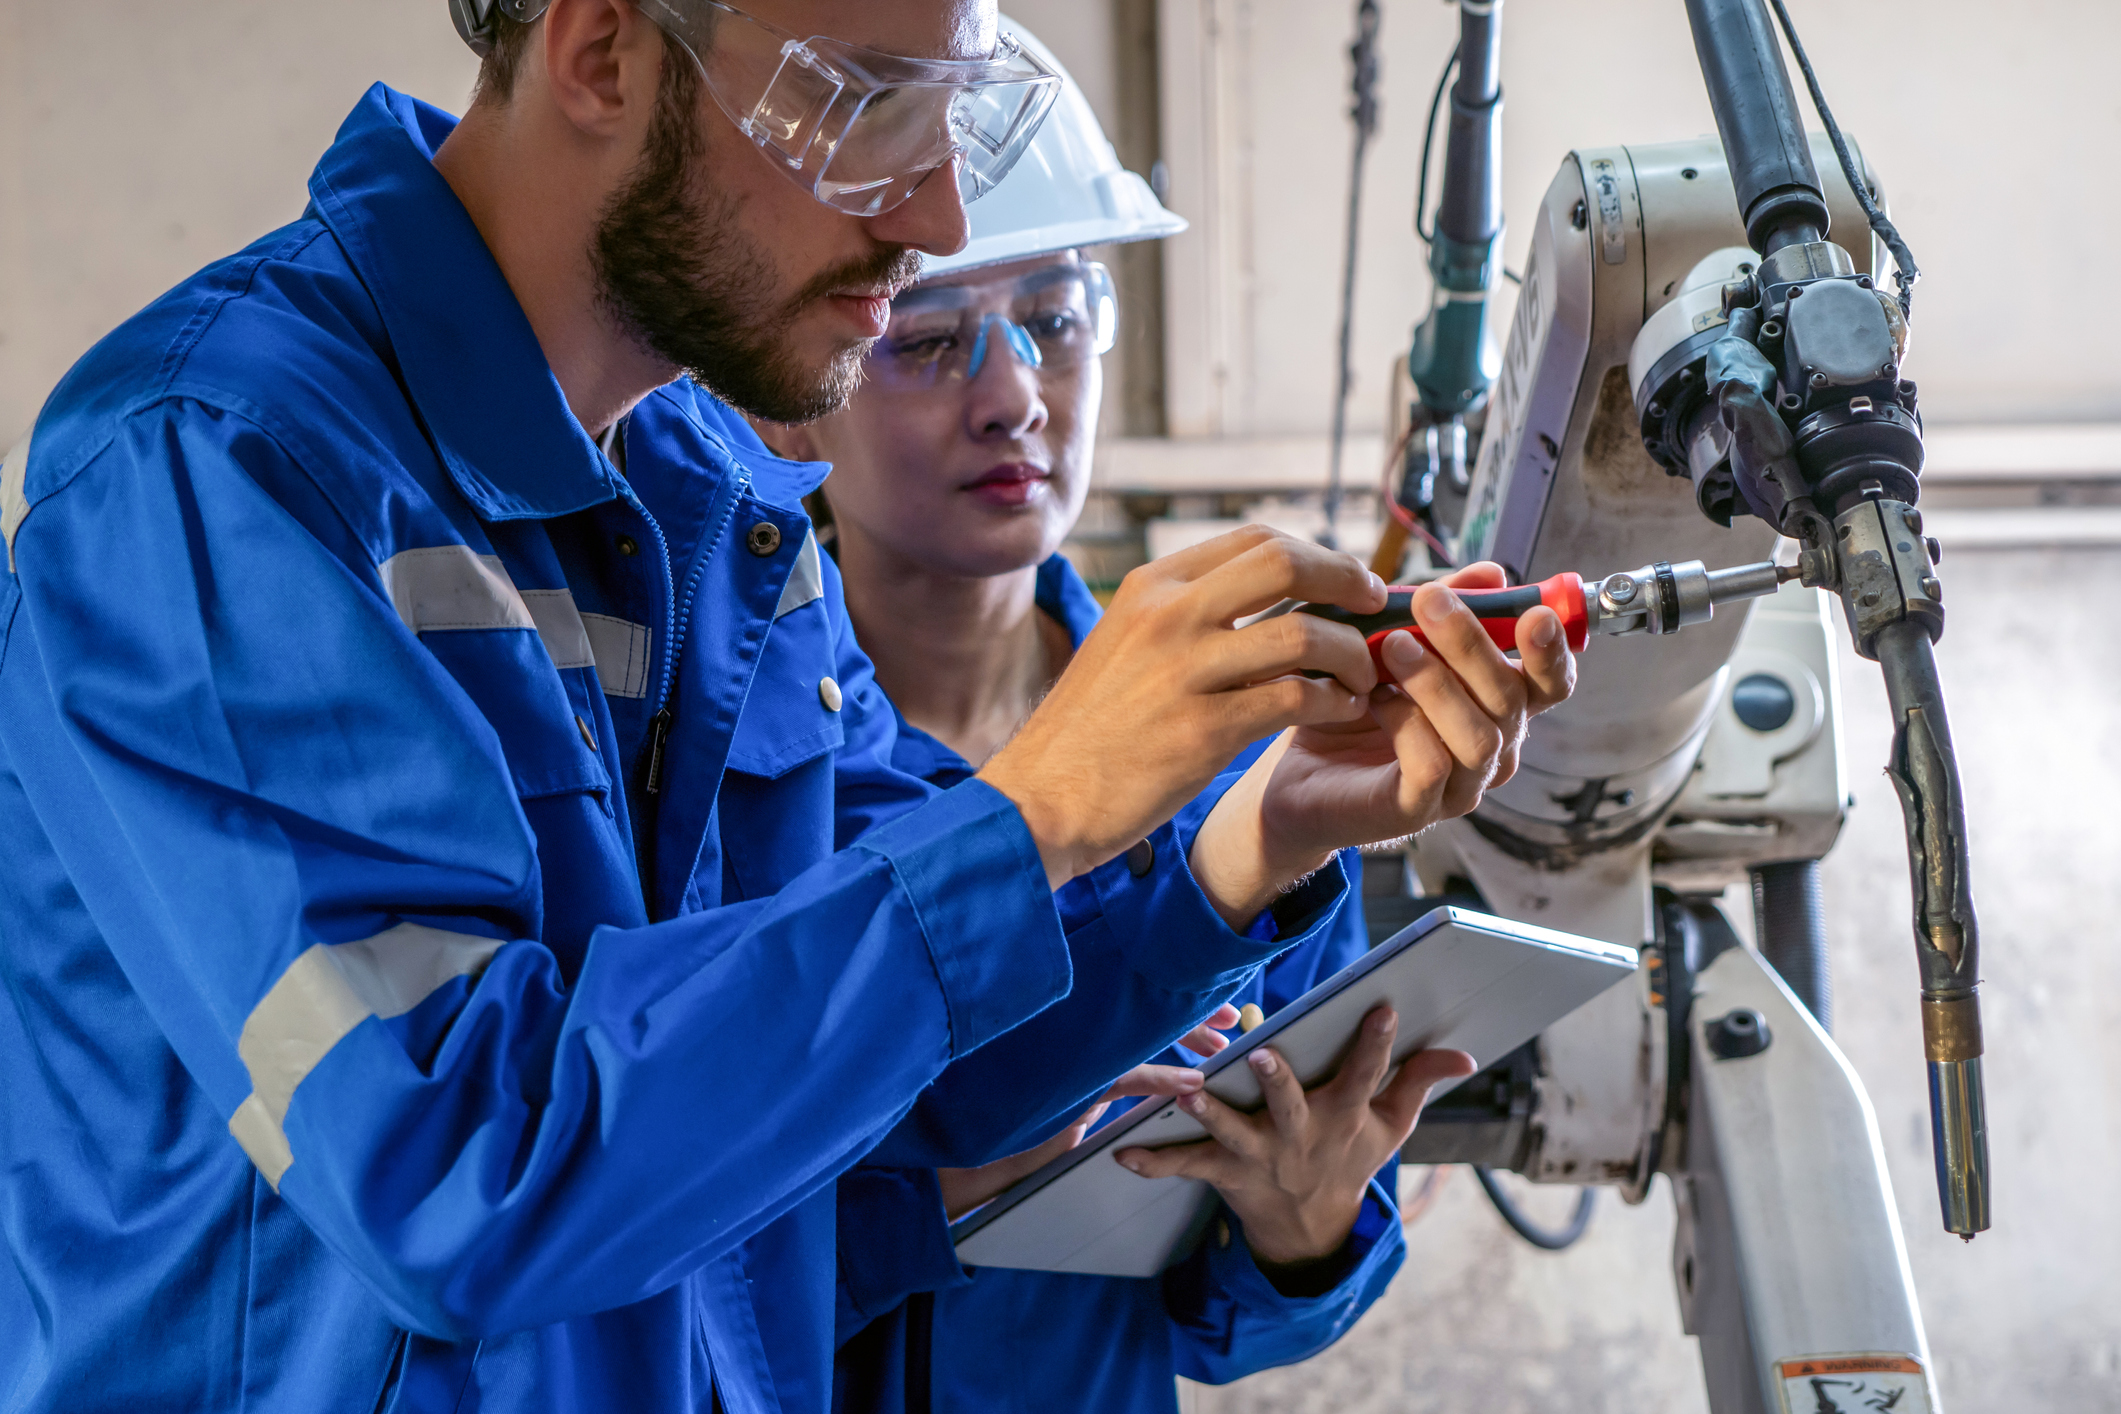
[1111,1005,1475,1275]
[933,1057,1221,1220]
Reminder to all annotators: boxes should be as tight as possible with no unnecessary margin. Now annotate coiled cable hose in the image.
[1753,859,1831,1032]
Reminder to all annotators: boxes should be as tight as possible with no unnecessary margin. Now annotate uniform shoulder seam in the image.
[157,224,335,399]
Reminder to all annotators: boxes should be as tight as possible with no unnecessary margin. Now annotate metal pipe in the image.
[1436,0,1503,248]
[1682,0,1831,253]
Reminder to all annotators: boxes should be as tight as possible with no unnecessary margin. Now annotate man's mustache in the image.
[792,246,926,318]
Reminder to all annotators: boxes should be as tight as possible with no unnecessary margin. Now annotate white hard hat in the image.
[920,17,1186,280]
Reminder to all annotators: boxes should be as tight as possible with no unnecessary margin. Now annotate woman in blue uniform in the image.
[762,25,1468,1412]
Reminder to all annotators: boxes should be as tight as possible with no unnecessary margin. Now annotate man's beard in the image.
[591,54,921,424]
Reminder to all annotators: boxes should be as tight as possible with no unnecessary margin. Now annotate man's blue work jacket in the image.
[832,558,1404,1414]
[0,87,1350,1414]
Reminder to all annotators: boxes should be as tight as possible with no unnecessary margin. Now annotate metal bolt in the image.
[1809,371,1829,389]
[1901,507,1923,534]
[1708,1009,1773,1060]
[1921,576,1943,600]
[1926,536,1943,564]
[1860,591,1881,608]
[1603,574,1638,605]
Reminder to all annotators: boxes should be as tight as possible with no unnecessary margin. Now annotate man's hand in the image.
[978,527,1388,890]
[934,1062,1212,1220]
[1189,561,1576,925]
[1112,1005,1475,1277]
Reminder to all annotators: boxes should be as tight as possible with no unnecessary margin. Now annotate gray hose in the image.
[1752,859,1831,1031]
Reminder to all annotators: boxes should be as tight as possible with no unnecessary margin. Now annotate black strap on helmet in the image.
[448,0,551,57]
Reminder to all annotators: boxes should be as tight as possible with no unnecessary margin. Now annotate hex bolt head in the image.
[1926,536,1944,564]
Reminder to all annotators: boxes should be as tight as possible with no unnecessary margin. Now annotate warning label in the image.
[1776,1353,1933,1413]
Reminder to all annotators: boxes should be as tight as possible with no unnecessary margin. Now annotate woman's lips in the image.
[962,463,1051,509]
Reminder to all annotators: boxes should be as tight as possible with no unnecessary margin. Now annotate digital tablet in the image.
[948,907,1639,1278]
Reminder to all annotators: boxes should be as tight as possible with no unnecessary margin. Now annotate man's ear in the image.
[540,0,664,139]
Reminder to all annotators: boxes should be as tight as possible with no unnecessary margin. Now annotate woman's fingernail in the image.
[1367,571,1387,597]
[1249,1050,1278,1076]
[1176,1072,1205,1090]
[1180,1093,1206,1115]
[1416,588,1456,625]
[1118,1153,1145,1174]
[1383,629,1424,674]
[1529,614,1561,649]
[1369,1009,1395,1034]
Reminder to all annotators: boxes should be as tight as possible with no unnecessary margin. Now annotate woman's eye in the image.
[888,332,957,361]
[1023,311,1084,341]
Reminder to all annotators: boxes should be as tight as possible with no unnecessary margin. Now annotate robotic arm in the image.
[1672,0,1987,1240]
[1352,0,1980,1406]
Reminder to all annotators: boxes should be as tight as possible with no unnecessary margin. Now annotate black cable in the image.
[1323,0,1383,548]
[1412,42,1458,246]
[1472,1166,1597,1251]
[1762,0,1920,316]
[1753,859,1832,1031]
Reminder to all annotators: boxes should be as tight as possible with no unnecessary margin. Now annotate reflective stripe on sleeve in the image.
[377,546,604,675]
[581,614,651,699]
[378,545,535,635]
[2,429,31,574]
[774,529,822,619]
[520,589,595,670]
[228,923,505,1188]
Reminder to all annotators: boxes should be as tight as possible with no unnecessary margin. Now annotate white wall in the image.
[0,0,481,439]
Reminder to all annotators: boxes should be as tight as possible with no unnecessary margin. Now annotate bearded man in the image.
[0,3,1572,1410]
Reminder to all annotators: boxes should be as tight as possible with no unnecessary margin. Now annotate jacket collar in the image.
[631,379,833,512]
[306,84,621,522]
[1033,553,1103,650]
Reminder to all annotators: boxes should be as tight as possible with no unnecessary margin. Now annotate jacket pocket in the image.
[723,597,844,781]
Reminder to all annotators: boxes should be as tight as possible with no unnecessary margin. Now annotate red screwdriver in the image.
[1294,559,1796,677]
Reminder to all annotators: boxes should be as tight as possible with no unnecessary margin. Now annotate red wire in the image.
[1378,423,1455,568]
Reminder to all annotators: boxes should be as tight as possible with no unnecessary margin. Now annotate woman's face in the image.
[798,252,1104,580]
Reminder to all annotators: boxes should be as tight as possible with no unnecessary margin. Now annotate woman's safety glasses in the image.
[634,0,1061,217]
[864,263,1118,393]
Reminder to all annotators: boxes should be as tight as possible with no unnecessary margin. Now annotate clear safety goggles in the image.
[864,262,1118,393]
[632,0,1061,217]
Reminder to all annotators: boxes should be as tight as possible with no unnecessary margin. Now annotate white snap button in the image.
[818,676,843,711]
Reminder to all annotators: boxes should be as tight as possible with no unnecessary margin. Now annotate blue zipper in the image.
[636,449,748,798]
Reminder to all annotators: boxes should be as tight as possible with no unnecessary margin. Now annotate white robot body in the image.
[1405,136,1940,1411]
